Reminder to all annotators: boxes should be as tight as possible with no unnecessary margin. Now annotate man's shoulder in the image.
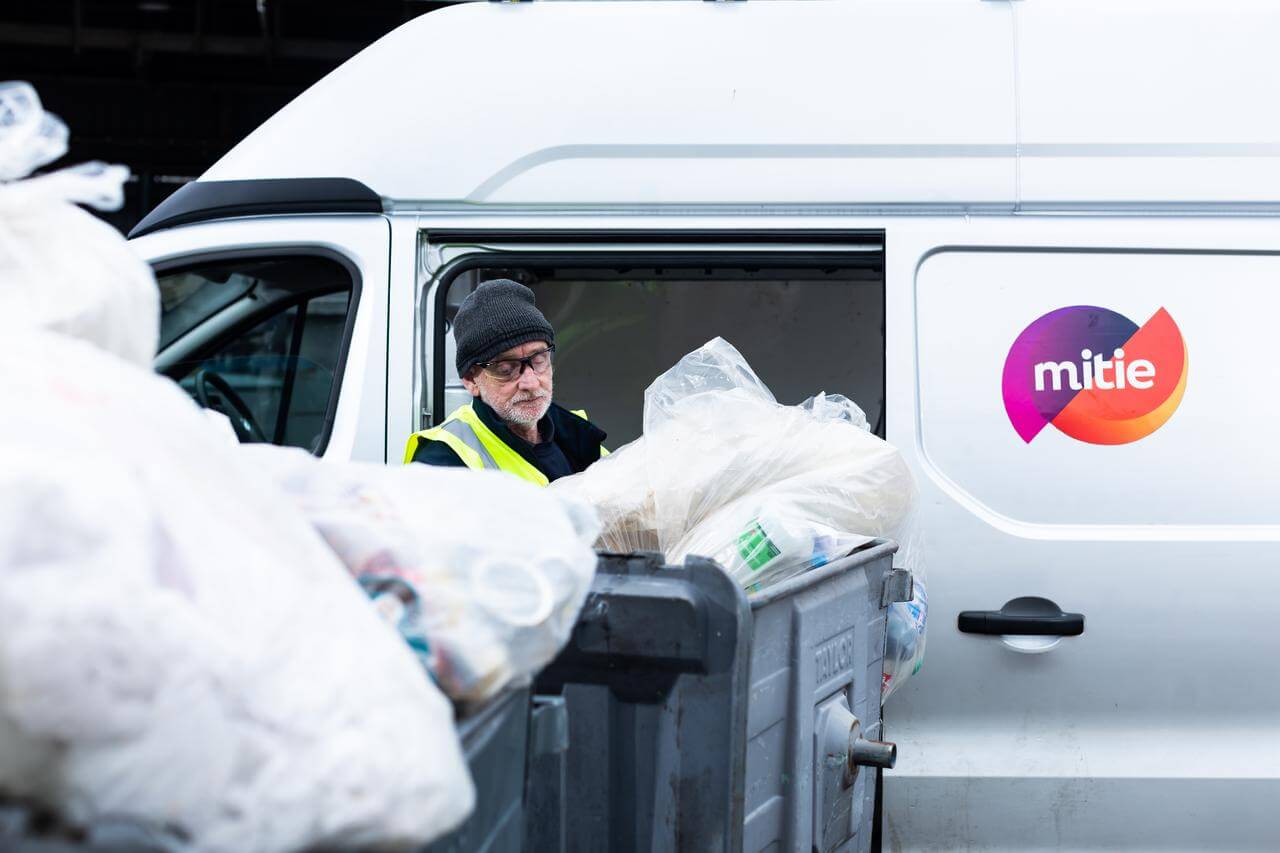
[410,438,467,467]
[549,403,607,452]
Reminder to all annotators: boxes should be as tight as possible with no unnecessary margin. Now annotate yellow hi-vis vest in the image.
[402,403,602,487]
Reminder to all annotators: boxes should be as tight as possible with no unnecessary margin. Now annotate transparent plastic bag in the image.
[555,337,918,592]
[800,390,871,431]
[242,446,602,705]
[552,438,660,554]
[671,498,874,592]
[883,577,928,701]
[555,337,931,698]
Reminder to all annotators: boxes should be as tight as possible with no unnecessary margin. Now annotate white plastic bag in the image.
[0,332,476,852]
[0,81,68,181]
[555,338,917,591]
[0,82,157,367]
[555,338,930,697]
[241,446,602,705]
[554,438,659,554]
[0,81,476,851]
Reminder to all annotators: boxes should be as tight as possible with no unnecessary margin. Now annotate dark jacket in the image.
[410,398,607,483]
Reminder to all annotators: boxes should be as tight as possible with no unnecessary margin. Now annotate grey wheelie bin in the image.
[424,686,536,853]
[423,687,570,853]
[0,687,560,853]
[535,538,909,853]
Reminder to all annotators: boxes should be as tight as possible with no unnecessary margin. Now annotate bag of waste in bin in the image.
[554,338,917,591]
[241,446,602,705]
[0,86,474,851]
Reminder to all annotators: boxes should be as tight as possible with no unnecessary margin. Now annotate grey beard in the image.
[486,389,551,428]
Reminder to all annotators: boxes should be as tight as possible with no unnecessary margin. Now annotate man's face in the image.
[462,340,554,428]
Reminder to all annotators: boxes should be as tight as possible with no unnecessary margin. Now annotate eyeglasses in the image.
[476,346,555,382]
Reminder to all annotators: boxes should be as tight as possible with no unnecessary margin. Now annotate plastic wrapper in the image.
[555,338,917,591]
[882,578,928,701]
[0,84,474,852]
[241,446,602,705]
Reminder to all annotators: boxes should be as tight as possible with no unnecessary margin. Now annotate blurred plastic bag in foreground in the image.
[242,446,602,705]
[0,81,157,366]
[0,332,474,852]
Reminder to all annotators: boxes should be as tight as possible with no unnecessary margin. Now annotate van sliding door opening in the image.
[435,253,885,443]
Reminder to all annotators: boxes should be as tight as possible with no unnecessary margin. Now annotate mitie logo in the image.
[1002,306,1188,445]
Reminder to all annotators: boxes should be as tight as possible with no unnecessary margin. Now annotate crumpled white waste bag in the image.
[555,338,928,694]
[242,445,602,705]
[554,338,918,592]
[0,81,474,852]
[0,331,475,853]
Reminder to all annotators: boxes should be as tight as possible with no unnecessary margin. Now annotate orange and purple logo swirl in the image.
[1002,306,1189,445]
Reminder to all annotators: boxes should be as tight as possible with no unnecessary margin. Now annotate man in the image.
[403,278,607,485]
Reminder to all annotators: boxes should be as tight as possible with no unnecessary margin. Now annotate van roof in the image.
[146,0,1280,232]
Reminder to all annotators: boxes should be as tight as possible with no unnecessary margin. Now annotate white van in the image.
[129,1,1280,849]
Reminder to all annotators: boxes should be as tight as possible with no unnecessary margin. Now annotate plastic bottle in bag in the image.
[732,514,831,574]
[693,505,862,591]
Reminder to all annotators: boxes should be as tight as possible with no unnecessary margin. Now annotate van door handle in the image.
[957,597,1084,637]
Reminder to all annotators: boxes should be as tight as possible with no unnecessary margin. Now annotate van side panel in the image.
[1017,1,1280,206]
[885,219,1280,851]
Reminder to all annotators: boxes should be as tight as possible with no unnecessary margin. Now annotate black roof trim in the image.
[128,178,382,238]
[425,229,883,246]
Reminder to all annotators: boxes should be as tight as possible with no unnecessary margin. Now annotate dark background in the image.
[1,1,454,233]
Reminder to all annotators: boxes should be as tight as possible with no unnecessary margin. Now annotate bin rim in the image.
[454,685,529,735]
[747,538,898,609]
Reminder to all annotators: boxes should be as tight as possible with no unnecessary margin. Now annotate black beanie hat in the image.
[453,279,555,376]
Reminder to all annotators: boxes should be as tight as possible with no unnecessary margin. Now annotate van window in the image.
[158,267,256,350]
[441,263,884,445]
[155,255,356,453]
